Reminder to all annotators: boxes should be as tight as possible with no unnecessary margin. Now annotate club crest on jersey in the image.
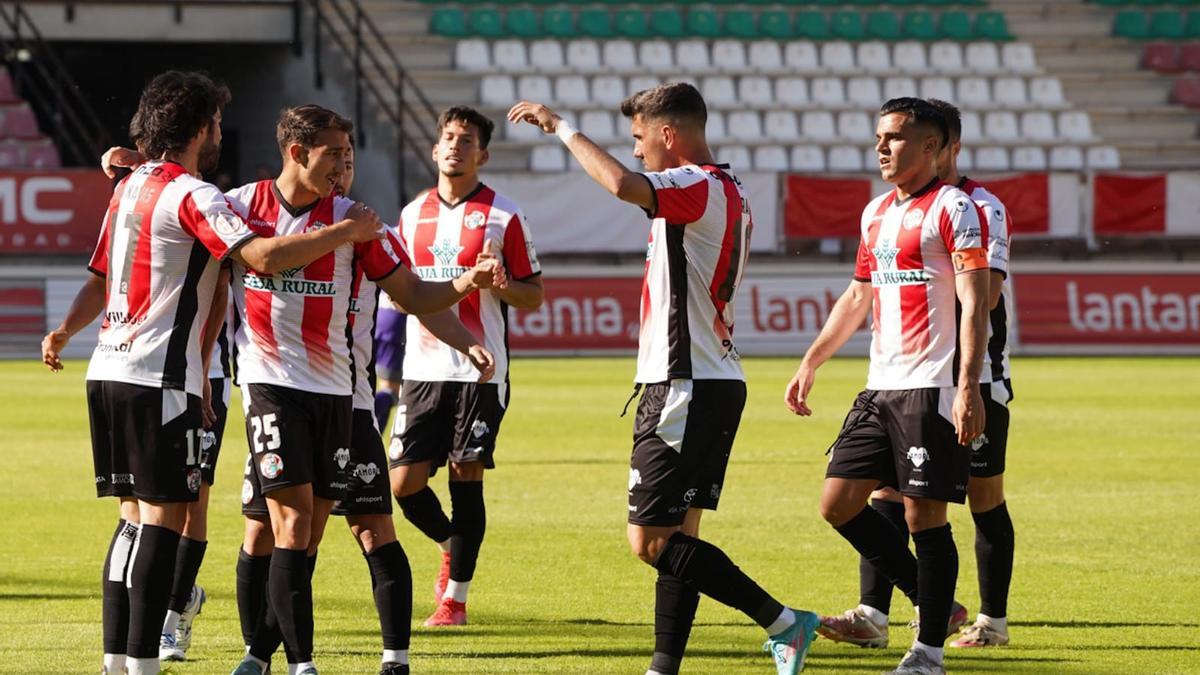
[335,447,351,470]
[465,211,487,230]
[429,238,464,267]
[186,468,202,494]
[907,446,930,468]
[305,220,328,233]
[388,436,404,461]
[902,208,924,231]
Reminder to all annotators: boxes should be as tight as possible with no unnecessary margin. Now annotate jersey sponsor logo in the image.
[465,211,487,230]
[335,447,351,470]
[470,419,490,439]
[969,433,990,451]
[902,208,924,230]
[242,271,338,296]
[429,238,464,267]
[260,452,284,479]
[907,446,930,468]
[870,238,931,286]
[353,462,380,484]
[414,265,467,281]
[628,468,642,491]
[871,239,899,269]
[95,340,134,354]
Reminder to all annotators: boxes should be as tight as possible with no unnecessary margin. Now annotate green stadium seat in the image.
[831,11,866,40]
[542,7,575,38]
[866,11,902,40]
[615,9,650,38]
[975,12,1013,40]
[902,11,938,40]
[686,9,720,38]
[760,10,794,39]
[723,10,758,38]
[651,8,685,38]
[505,8,540,37]
[1114,10,1151,38]
[795,11,830,39]
[469,8,503,37]
[1150,10,1186,37]
[1188,10,1200,36]
[578,8,613,38]
[430,7,468,37]
[939,11,974,39]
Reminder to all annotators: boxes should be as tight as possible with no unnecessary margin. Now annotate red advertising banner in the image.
[984,173,1050,235]
[1015,272,1200,347]
[509,276,642,351]
[783,175,871,238]
[0,170,113,253]
[1093,174,1167,235]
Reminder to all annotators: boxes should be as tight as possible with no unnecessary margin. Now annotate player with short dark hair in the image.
[388,105,544,627]
[509,83,819,675]
[784,97,991,675]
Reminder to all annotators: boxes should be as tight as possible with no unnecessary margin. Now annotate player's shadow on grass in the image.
[1011,620,1200,628]
[0,590,94,600]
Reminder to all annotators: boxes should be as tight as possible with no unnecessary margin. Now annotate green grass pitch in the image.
[1,356,1197,674]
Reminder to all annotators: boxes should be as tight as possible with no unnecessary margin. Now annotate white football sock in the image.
[765,607,796,636]
[103,654,126,673]
[858,603,888,627]
[444,579,470,603]
[437,539,451,554]
[383,648,408,665]
[162,609,181,636]
[979,613,1007,632]
[127,657,160,674]
[289,661,316,675]
[911,640,944,663]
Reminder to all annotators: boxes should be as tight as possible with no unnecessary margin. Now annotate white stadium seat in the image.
[984,111,1020,142]
[776,76,810,107]
[676,40,712,72]
[957,147,974,172]
[811,77,846,106]
[707,111,728,142]
[530,145,565,172]
[748,40,784,72]
[628,76,660,97]
[754,146,790,172]
[960,112,983,143]
[1012,146,1047,171]
[1002,42,1038,74]
[1049,146,1084,171]
[492,40,528,71]
[857,41,891,73]
[837,111,872,142]
[802,111,837,142]
[883,76,918,101]
[791,146,826,172]
[929,41,965,74]
[529,40,565,73]
[517,76,553,104]
[1030,76,1066,107]
[507,116,543,142]
[863,147,879,171]
[1087,146,1121,170]
[893,41,928,72]
[608,145,637,169]
[566,40,601,72]
[638,40,674,73]
[702,76,737,108]
[764,111,801,141]
[739,76,773,107]
[975,147,1010,172]
[554,76,590,107]
[580,110,616,141]
[920,76,954,102]
[994,77,1028,108]
[712,40,748,72]
[784,41,820,72]
[717,145,752,170]
[1021,111,1057,141]
[965,42,1001,74]
[455,39,490,71]
[847,77,882,108]
[727,111,763,141]
[1058,111,1094,141]
[828,146,864,173]
[591,76,626,108]
[602,40,637,71]
[479,75,515,107]
[957,77,991,107]
[821,41,856,73]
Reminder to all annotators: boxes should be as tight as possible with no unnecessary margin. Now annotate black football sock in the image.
[859,498,909,615]
[448,481,486,583]
[650,572,700,675]
[125,524,182,658]
[236,549,272,646]
[397,487,452,544]
[264,548,314,663]
[835,506,919,605]
[102,519,139,656]
[251,553,316,663]
[168,536,208,614]
[913,523,958,648]
[366,541,413,650]
[653,532,783,630]
[973,502,1014,619]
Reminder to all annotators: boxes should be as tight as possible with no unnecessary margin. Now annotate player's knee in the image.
[182,502,208,540]
[348,515,396,554]
[871,487,902,502]
[904,500,948,532]
[967,475,1005,513]
[243,517,274,555]
[626,528,666,565]
[819,495,858,527]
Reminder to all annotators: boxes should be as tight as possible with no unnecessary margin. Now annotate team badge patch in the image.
[355,462,380,484]
[335,447,351,470]
[902,208,924,230]
[213,213,241,236]
[241,479,255,505]
[465,211,487,230]
[907,446,930,468]
[389,437,404,461]
[186,468,202,494]
[260,452,284,479]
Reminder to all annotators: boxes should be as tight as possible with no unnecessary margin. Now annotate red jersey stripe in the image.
[456,187,494,341]
[300,199,337,375]
[708,170,745,318]
[502,213,534,280]
[897,191,940,357]
[125,164,184,321]
[243,183,281,363]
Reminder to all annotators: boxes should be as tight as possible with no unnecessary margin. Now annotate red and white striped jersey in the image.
[854,180,988,390]
[225,180,409,396]
[85,161,257,396]
[395,184,540,384]
[637,163,752,384]
[348,266,379,410]
[960,177,1014,391]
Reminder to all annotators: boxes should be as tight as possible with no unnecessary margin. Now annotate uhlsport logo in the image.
[907,446,930,468]
[335,447,351,470]
[260,452,284,479]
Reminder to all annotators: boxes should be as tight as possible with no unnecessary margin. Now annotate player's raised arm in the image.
[231,201,383,274]
[416,310,496,383]
[785,279,872,416]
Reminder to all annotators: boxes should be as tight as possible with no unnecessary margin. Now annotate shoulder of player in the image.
[482,188,528,225]
[399,190,431,223]
[933,185,975,217]
[862,190,892,217]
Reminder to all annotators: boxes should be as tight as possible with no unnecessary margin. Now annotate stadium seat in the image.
[530,145,566,172]
[939,12,973,40]
[974,147,1010,171]
[602,40,637,71]
[847,77,882,107]
[984,111,1020,141]
[723,10,758,39]
[701,76,737,108]
[957,77,991,107]
[821,42,856,73]
[543,8,575,38]
[530,40,566,73]
[727,111,762,140]
[928,41,966,73]
[0,69,18,105]
[1142,43,1182,72]
[776,76,810,106]
[1181,43,1200,71]
[893,41,928,71]
[1086,145,1121,169]
[518,76,553,103]
[0,141,21,168]
[811,77,846,105]
[1171,76,1200,106]
[760,11,794,40]
[493,40,529,71]
[975,12,1013,40]
[579,8,614,38]
[837,111,873,141]
[615,10,650,38]
[883,76,918,100]
[791,146,826,172]
[639,40,674,73]
[957,147,973,172]
[566,40,602,71]
[748,41,785,72]
[24,140,58,169]
[555,76,590,106]
[717,145,751,170]
[469,9,503,38]
[677,40,712,72]
[965,42,1002,73]
[1011,146,1046,171]
[993,76,1028,107]
[1049,146,1085,170]
[707,111,728,141]
[796,11,831,40]
[754,146,789,172]
[866,12,902,41]
[802,111,837,141]
[507,116,544,142]
[920,76,955,101]
[1058,111,1095,140]
[712,40,749,72]
[828,146,864,172]
[1114,10,1151,39]
[687,9,721,38]
[608,145,637,170]
[1021,111,1057,141]
[1030,76,1067,107]
[960,111,983,142]
[506,8,540,38]
[739,76,773,106]
[1189,10,1200,38]
[592,75,626,107]
[764,110,801,140]
[1149,10,1186,39]
[628,75,660,96]
[857,41,892,72]
[431,8,468,37]
[580,110,617,141]
[455,40,490,71]
[651,9,685,38]
[1002,42,1038,73]
[903,11,938,41]
[785,41,820,71]
[479,75,516,106]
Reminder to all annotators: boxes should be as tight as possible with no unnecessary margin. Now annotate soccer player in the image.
[783,97,990,675]
[508,84,819,675]
[388,106,544,627]
[372,300,406,431]
[42,70,384,675]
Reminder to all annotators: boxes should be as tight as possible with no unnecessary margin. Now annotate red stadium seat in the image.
[0,104,40,139]
[1171,77,1200,107]
[0,68,18,104]
[1143,43,1182,73]
[1180,44,1200,72]
[24,140,59,169]
[0,141,21,168]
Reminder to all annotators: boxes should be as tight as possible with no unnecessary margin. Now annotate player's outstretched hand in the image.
[344,202,384,242]
[506,101,562,134]
[466,256,508,291]
[101,146,145,178]
[201,378,217,429]
[468,345,496,383]
[784,362,816,416]
[41,329,70,372]
[952,384,986,446]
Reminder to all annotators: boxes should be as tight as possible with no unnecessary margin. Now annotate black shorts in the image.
[969,381,1012,478]
[88,380,203,503]
[627,380,746,527]
[826,388,969,504]
[200,377,231,485]
[387,380,508,475]
[241,383,352,502]
[332,409,394,517]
